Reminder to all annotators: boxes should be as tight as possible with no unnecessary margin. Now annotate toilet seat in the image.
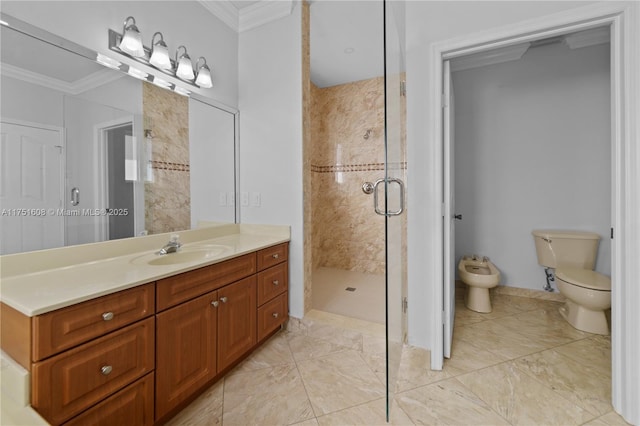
[556,267,611,291]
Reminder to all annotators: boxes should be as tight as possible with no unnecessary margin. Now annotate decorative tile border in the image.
[311,162,406,173]
[151,160,190,172]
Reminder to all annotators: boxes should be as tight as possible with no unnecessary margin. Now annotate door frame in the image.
[94,116,142,241]
[429,2,639,423]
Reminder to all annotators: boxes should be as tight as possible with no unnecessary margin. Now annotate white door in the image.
[443,60,456,358]
[0,122,64,254]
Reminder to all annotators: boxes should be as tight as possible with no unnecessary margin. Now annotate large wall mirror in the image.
[0,14,239,255]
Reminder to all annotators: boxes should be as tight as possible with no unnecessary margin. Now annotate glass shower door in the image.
[383,0,407,420]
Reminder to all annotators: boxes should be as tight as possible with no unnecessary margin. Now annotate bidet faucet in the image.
[159,234,181,255]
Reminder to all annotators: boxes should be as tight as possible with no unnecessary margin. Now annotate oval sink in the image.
[132,246,230,266]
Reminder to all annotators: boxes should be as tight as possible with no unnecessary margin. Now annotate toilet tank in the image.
[532,230,601,269]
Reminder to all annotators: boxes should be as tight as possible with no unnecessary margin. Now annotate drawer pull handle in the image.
[272,253,279,259]
[220,297,228,303]
[102,312,114,321]
[272,312,279,318]
[273,280,279,286]
[211,300,219,307]
[101,365,113,375]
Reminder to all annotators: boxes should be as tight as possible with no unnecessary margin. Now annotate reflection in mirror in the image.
[0,15,238,255]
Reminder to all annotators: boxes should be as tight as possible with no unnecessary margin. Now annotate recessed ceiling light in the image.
[344,47,355,54]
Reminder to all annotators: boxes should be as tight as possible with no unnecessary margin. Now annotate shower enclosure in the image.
[308,0,407,419]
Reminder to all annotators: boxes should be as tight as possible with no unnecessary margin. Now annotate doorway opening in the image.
[98,121,138,241]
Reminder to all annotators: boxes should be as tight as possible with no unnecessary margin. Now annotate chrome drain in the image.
[345,287,356,292]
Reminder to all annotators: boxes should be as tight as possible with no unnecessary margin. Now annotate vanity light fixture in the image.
[175,45,195,81]
[107,16,214,93]
[96,53,121,70]
[149,32,171,70]
[127,66,148,80]
[152,75,172,89]
[173,86,191,96]
[195,57,213,88]
[118,16,145,57]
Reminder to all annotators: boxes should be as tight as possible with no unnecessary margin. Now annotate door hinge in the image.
[611,227,614,239]
[400,81,406,97]
[402,297,408,314]
[442,310,446,325]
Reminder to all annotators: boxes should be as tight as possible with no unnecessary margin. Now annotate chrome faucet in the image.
[159,234,181,255]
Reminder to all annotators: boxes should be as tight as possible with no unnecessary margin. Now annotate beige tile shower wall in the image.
[302,1,313,314]
[311,77,387,275]
[143,82,190,234]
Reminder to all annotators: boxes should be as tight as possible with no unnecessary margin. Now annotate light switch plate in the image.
[250,192,261,207]
[218,192,227,206]
[241,192,249,206]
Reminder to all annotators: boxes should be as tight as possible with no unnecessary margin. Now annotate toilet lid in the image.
[556,268,611,291]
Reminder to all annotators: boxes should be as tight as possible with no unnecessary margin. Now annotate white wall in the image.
[405,0,601,349]
[0,76,63,126]
[453,42,611,291]
[189,99,236,225]
[238,5,304,318]
[0,1,239,108]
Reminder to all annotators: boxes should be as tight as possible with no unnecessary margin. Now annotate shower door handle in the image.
[373,177,405,216]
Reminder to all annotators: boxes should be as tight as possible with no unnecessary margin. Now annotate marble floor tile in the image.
[394,346,451,392]
[303,320,364,352]
[454,318,548,360]
[291,418,320,426]
[456,362,596,425]
[233,332,296,373]
[514,348,612,416]
[395,378,510,425]
[443,336,509,376]
[553,335,612,376]
[223,364,315,426]
[287,332,350,362]
[296,349,385,416]
[583,410,634,426]
[498,311,589,348]
[316,397,414,426]
[165,380,223,426]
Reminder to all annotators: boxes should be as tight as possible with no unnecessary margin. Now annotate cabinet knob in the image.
[220,296,228,303]
[100,365,113,375]
[272,312,279,318]
[273,280,279,286]
[102,312,114,321]
[272,253,279,259]
[211,300,219,307]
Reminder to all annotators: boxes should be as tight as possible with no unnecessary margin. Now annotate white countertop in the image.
[0,224,290,317]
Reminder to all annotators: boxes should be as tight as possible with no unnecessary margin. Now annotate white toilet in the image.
[458,255,501,313]
[532,230,611,335]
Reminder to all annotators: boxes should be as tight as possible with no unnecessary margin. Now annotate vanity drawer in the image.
[156,253,256,311]
[257,293,288,341]
[32,283,155,361]
[64,373,154,426]
[257,243,288,271]
[256,262,288,306]
[31,317,155,425]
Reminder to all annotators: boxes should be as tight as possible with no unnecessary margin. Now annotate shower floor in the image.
[312,267,385,324]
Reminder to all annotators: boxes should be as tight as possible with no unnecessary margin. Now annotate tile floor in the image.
[167,291,631,426]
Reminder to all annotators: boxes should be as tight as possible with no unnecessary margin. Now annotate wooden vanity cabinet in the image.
[155,261,258,420]
[5,242,289,425]
[155,290,219,420]
[256,244,289,341]
[217,276,257,371]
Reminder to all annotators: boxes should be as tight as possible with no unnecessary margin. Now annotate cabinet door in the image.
[155,291,218,420]
[217,276,257,372]
[64,373,154,426]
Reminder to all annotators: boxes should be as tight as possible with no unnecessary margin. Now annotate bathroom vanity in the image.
[0,224,289,425]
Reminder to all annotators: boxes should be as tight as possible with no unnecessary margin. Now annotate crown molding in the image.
[198,0,294,33]
[198,0,240,32]
[450,43,531,73]
[239,0,294,32]
[1,63,124,95]
[564,26,610,49]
